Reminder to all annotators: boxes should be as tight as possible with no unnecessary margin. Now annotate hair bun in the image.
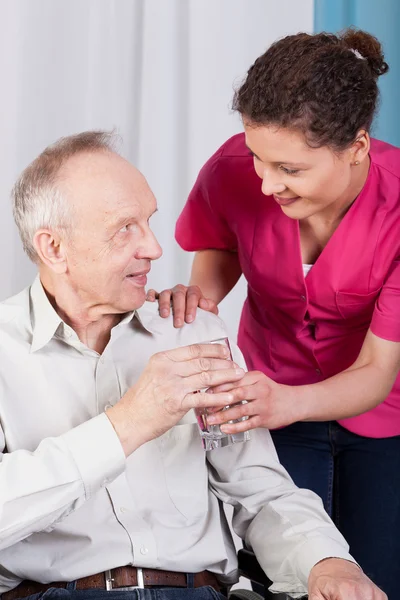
[341,28,389,77]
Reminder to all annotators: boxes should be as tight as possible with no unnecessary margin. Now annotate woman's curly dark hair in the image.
[233,28,389,151]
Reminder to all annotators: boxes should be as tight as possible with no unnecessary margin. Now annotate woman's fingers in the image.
[146,289,159,302]
[221,415,260,434]
[199,297,219,315]
[207,391,254,425]
[158,289,173,318]
[170,285,190,327]
[153,283,218,326]
[210,371,260,394]
[184,286,203,324]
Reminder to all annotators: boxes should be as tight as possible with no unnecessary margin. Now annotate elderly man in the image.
[0,132,385,600]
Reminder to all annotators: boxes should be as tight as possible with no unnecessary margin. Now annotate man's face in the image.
[59,151,162,314]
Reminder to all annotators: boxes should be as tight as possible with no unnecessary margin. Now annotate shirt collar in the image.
[30,276,144,353]
[134,303,164,334]
[30,276,64,353]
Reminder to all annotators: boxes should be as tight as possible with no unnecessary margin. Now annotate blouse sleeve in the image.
[175,150,238,252]
[371,256,400,342]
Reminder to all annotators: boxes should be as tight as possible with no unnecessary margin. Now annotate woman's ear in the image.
[351,130,370,166]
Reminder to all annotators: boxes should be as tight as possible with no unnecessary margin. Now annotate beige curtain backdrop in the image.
[0,0,313,337]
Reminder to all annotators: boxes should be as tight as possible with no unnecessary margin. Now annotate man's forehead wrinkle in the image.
[53,151,156,229]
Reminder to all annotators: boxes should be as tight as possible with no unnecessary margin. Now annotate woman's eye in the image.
[119,225,129,233]
[280,166,300,175]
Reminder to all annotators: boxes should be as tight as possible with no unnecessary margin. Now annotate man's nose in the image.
[138,227,163,261]
[261,169,286,196]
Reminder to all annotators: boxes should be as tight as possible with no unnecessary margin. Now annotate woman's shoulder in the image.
[197,133,259,191]
[370,138,400,181]
[201,133,253,174]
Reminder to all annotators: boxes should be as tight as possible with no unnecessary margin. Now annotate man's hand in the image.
[146,285,218,328]
[106,343,244,456]
[308,558,387,599]
[206,371,301,432]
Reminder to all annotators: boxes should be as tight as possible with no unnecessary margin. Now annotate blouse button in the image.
[300,295,306,301]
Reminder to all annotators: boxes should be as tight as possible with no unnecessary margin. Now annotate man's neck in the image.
[39,270,123,354]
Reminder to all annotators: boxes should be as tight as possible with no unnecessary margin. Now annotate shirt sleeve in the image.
[207,341,356,598]
[0,413,125,551]
[371,256,400,341]
[175,151,238,251]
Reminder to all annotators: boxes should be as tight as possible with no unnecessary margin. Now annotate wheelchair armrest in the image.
[237,549,273,587]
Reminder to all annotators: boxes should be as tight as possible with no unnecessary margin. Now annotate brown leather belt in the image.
[2,567,222,600]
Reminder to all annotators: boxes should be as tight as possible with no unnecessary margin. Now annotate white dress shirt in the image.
[0,277,354,598]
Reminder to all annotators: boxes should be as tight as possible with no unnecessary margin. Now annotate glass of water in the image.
[195,337,250,451]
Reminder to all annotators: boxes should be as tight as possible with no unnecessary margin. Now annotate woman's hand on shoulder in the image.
[146,284,218,328]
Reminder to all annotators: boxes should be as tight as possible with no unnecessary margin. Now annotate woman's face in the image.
[244,122,367,220]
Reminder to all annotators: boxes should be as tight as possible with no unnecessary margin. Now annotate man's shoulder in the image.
[0,286,31,327]
[136,302,229,346]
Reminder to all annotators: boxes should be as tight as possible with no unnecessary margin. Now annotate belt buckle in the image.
[105,568,145,591]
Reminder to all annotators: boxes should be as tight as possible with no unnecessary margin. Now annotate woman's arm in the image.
[190,249,242,303]
[207,329,400,432]
[148,249,242,327]
[298,330,400,421]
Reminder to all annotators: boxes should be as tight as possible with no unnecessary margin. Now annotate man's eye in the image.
[280,166,300,175]
[119,225,129,233]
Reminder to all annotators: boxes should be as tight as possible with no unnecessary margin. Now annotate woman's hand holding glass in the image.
[207,371,301,433]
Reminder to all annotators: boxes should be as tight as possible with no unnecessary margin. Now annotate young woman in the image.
[149,29,400,598]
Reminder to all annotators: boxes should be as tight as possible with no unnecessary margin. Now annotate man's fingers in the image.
[185,391,235,411]
[185,367,245,392]
[177,357,239,377]
[210,382,240,394]
[161,343,231,363]
[158,289,173,317]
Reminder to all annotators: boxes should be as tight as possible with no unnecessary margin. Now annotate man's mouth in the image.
[125,269,150,286]
[273,195,300,206]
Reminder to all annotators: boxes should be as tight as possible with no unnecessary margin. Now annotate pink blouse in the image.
[176,133,400,438]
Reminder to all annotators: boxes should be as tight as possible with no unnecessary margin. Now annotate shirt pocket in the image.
[335,289,380,326]
[157,422,208,521]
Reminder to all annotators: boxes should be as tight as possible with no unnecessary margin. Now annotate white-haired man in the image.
[0,132,386,600]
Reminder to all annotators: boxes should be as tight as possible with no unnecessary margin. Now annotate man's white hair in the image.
[12,130,117,263]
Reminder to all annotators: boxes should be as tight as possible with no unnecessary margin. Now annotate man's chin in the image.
[118,287,147,313]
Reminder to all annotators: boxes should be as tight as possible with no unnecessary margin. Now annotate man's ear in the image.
[33,229,68,274]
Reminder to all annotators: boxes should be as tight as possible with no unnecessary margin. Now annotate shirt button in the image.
[300,295,306,301]
[101,479,110,487]
[120,506,129,513]
[315,368,321,375]
[140,547,149,555]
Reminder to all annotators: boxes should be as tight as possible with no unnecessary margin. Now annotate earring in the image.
[354,160,360,166]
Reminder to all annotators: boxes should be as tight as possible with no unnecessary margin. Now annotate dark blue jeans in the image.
[22,584,226,600]
[270,421,400,599]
